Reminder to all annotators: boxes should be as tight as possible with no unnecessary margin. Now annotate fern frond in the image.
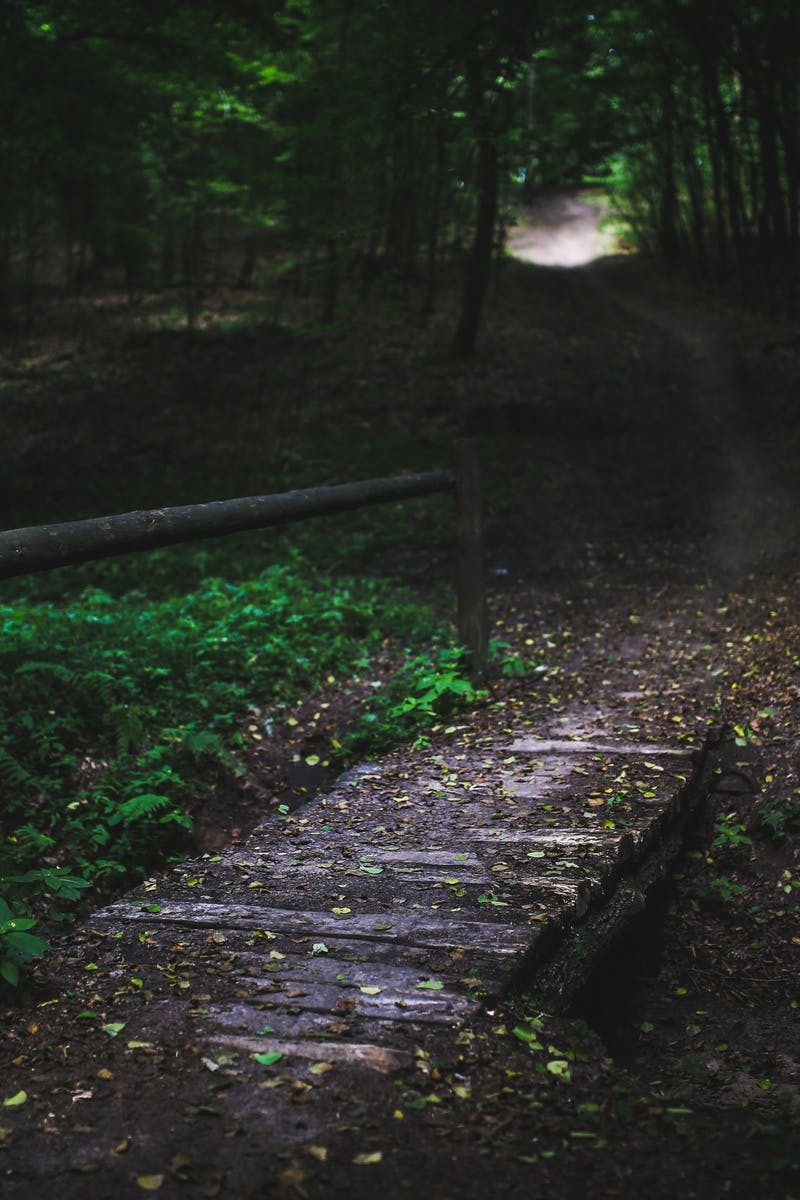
[0,748,33,789]
[115,793,173,825]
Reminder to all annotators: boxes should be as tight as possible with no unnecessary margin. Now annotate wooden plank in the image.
[227,949,501,995]
[205,1034,409,1073]
[92,902,532,955]
[233,979,477,1024]
[194,1003,396,1043]
[508,737,691,756]
[262,859,598,909]
[463,828,635,858]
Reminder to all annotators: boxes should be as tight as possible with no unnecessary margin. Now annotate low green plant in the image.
[337,644,481,759]
[0,551,438,897]
[0,899,48,987]
[758,795,800,840]
[777,870,800,897]
[706,875,746,903]
[0,867,90,987]
[489,638,528,678]
[712,812,753,849]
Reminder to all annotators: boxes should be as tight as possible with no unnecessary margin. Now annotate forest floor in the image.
[3,196,800,1196]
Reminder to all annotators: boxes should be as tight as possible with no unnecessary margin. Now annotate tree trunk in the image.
[422,127,445,319]
[452,134,497,357]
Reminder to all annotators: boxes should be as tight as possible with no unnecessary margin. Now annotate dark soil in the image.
[3,199,800,1196]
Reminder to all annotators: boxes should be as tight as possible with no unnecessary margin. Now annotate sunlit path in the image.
[508,191,620,267]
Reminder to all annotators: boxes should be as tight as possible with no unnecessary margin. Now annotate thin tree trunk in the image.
[452,132,498,357]
[422,127,445,319]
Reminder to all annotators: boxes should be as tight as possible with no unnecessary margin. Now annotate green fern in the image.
[113,793,174,826]
[111,704,146,756]
[0,748,33,789]
[15,661,116,707]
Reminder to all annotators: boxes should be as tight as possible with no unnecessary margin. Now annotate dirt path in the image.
[503,192,800,588]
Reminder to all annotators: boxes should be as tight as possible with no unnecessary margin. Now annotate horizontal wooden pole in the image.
[0,471,453,581]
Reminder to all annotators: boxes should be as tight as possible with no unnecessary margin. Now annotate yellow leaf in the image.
[353,1151,383,1165]
[331,907,351,915]
[306,1145,328,1162]
[359,985,382,996]
[309,1062,333,1076]
[136,1175,164,1191]
[305,755,320,766]
[278,1164,305,1187]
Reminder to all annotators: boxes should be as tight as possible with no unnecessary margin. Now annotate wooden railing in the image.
[0,439,488,674]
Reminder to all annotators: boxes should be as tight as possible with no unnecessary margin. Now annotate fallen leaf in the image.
[251,1052,284,1066]
[353,1151,383,1165]
[359,986,382,996]
[3,1092,27,1108]
[278,1164,305,1187]
[309,1062,333,1076]
[307,1145,328,1162]
[546,1059,571,1081]
[136,1175,164,1191]
[417,979,444,991]
[101,1023,126,1038]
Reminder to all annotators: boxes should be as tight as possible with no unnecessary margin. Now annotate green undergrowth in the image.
[0,549,470,985]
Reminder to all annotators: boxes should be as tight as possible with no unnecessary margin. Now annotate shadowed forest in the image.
[2,3,800,1197]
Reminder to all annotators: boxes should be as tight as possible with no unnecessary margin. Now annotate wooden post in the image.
[455,438,488,678]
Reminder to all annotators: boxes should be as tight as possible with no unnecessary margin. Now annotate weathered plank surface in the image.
[80,724,703,1087]
[508,737,692,755]
[94,901,533,955]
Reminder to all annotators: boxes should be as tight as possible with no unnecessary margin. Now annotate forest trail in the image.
[506,190,800,586]
[3,201,800,1199]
